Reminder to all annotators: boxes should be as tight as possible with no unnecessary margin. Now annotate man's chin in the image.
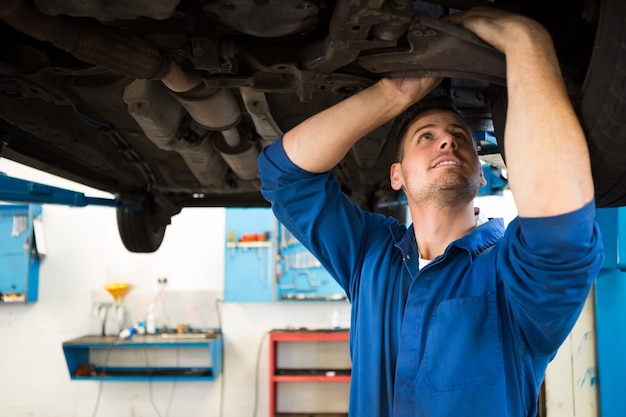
[434,180,479,206]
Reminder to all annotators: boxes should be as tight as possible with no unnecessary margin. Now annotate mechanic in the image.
[258,7,603,417]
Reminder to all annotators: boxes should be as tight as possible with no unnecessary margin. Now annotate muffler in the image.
[123,80,230,189]
[171,87,260,181]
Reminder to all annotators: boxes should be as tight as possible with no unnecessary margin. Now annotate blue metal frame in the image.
[595,207,626,417]
[0,172,138,209]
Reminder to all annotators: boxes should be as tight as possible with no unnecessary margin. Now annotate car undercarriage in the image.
[1,0,625,251]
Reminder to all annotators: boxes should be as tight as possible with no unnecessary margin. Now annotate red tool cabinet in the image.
[269,329,350,417]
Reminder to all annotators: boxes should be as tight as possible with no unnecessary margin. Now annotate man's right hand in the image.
[378,77,442,107]
[282,77,440,173]
[444,7,552,56]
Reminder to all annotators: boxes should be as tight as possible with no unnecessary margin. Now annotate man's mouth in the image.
[434,160,460,168]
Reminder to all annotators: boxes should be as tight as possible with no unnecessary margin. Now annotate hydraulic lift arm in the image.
[0,172,140,209]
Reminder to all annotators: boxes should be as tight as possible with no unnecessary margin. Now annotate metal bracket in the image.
[357,12,506,84]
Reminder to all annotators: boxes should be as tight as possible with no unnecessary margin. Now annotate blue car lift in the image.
[595,207,626,417]
[0,172,138,209]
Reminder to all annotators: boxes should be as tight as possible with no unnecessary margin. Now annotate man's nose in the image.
[439,133,459,150]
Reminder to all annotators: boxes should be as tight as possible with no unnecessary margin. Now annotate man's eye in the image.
[419,133,433,141]
[453,132,466,141]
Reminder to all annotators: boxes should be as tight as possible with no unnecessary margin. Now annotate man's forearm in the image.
[282,78,438,173]
[448,8,595,217]
[502,30,594,217]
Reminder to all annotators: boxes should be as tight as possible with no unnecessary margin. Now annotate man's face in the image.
[390,109,486,208]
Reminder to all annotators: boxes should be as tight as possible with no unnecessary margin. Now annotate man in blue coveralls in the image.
[258,7,604,417]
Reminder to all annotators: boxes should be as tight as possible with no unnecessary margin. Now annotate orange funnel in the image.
[104,282,132,301]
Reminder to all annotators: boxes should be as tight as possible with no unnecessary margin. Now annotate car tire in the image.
[578,0,626,207]
[116,204,167,253]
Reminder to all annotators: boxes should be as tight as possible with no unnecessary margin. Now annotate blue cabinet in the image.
[224,208,347,302]
[224,208,275,302]
[0,204,41,303]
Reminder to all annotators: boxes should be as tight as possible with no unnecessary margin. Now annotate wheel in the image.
[577,0,626,207]
[116,203,168,253]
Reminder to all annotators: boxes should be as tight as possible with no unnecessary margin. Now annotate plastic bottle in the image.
[146,305,157,334]
[118,326,137,340]
[136,320,146,334]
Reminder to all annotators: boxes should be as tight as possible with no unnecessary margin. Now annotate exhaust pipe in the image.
[0,0,260,185]
[0,0,206,92]
[0,0,171,82]
[170,87,261,181]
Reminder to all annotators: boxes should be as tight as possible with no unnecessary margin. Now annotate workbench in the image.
[62,331,222,382]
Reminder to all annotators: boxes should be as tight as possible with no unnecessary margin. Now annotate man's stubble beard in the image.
[406,173,480,209]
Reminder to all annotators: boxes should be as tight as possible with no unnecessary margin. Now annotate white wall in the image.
[0,159,351,417]
[0,159,597,417]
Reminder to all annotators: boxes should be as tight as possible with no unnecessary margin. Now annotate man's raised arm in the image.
[282,77,440,173]
[448,8,595,217]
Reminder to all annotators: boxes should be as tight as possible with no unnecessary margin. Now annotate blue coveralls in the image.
[258,138,604,417]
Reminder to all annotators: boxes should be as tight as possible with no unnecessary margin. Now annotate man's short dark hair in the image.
[393,95,472,161]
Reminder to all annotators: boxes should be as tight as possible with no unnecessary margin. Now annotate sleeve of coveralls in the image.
[258,137,391,300]
[496,200,604,356]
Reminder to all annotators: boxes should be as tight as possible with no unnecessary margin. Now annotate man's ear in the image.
[390,162,403,191]
[479,164,487,187]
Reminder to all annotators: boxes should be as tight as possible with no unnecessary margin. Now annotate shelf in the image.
[62,331,222,381]
[269,329,350,417]
[72,367,214,381]
[274,414,347,417]
[275,368,351,376]
[273,368,351,382]
[272,375,351,382]
[270,329,349,342]
[226,241,272,248]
